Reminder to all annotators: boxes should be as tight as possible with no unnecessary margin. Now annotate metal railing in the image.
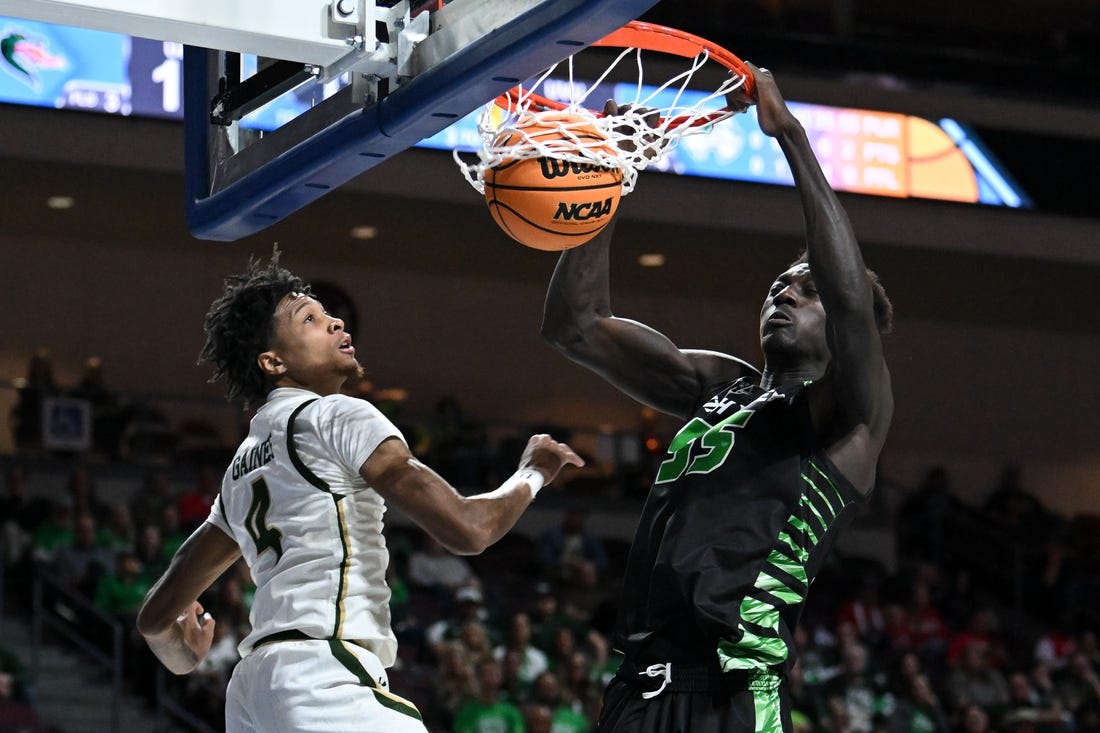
[153,668,222,733]
[31,571,124,732]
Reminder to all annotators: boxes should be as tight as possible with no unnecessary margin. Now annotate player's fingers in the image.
[602,99,618,115]
[558,444,585,467]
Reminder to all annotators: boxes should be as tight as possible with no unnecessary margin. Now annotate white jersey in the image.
[207,387,403,665]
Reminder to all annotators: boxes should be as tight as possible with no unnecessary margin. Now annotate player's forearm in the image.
[777,123,872,314]
[451,473,542,554]
[541,220,617,350]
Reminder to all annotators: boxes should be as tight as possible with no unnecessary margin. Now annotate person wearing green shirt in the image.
[453,658,525,733]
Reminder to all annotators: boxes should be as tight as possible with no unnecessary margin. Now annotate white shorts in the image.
[225,638,427,733]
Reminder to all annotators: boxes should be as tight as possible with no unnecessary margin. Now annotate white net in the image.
[454,44,750,196]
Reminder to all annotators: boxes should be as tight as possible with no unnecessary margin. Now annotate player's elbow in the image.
[442,524,493,556]
[540,312,592,360]
[135,594,172,640]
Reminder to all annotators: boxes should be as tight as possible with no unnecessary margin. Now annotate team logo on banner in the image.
[1,28,69,89]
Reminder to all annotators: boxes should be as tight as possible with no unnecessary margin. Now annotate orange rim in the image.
[494,20,754,129]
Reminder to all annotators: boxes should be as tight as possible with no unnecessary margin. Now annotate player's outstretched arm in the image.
[541,220,756,420]
[137,524,241,674]
[750,64,892,486]
[363,434,583,555]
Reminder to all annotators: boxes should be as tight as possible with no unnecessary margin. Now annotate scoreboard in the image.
[0,15,1030,209]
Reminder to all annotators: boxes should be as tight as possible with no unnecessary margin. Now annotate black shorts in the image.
[597,663,793,733]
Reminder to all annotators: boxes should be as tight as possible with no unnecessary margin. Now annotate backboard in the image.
[184,0,663,241]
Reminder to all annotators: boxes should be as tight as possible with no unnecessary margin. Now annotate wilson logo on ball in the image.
[538,159,616,180]
[553,198,615,221]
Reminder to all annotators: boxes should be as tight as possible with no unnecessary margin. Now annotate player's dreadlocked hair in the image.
[199,250,309,408]
[790,252,894,335]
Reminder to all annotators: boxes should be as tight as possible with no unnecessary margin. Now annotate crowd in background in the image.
[2,350,1100,733]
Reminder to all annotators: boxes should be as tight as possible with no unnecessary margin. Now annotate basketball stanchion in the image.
[454,20,755,251]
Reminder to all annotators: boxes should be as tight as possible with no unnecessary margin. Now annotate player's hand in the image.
[724,73,755,115]
[742,62,801,138]
[519,434,584,485]
[603,99,663,160]
[176,600,215,663]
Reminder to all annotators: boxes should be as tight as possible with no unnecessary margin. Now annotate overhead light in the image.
[349,225,378,240]
[47,195,75,210]
[638,253,665,267]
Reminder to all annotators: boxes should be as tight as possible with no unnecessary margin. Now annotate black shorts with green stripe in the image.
[597,661,792,733]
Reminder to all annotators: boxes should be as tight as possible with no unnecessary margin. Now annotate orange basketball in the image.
[484,115,623,251]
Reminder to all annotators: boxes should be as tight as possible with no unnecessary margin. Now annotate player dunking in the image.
[137,254,582,732]
[541,64,893,732]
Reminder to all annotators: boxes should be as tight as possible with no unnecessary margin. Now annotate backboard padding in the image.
[185,0,662,241]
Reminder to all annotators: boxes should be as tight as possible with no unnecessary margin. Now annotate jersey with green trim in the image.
[615,378,868,675]
[206,387,405,665]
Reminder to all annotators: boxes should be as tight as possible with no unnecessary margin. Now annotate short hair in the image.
[790,252,893,335]
[199,251,309,407]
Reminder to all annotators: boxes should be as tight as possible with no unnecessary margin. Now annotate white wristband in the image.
[511,468,545,500]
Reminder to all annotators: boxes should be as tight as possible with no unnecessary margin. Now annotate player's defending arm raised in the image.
[364,433,583,555]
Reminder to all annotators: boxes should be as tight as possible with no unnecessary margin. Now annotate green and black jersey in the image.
[614,377,868,675]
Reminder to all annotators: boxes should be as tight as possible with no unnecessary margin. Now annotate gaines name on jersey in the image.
[231,433,275,480]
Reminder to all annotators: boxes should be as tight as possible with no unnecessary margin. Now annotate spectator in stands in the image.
[998,670,1070,732]
[0,642,34,706]
[69,355,125,457]
[983,464,1052,535]
[837,575,889,651]
[0,466,34,590]
[897,466,958,567]
[407,532,481,597]
[561,649,603,724]
[529,670,590,733]
[889,671,950,733]
[558,559,611,628]
[129,469,176,530]
[823,641,895,733]
[948,607,1010,671]
[428,395,489,490]
[0,663,40,733]
[156,503,187,561]
[426,586,495,659]
[493,611,549,690]
[66,465,107,524]
[51,512,114,598]
[435,640,480,720]
[174,465,219,531]
[522,703,555,733]
[947,640,1010,716]
[528,581,609,675]
[497,647,530,704]
[30,499,73,564]
[536,505,608,582]
[957,702,996,733]
[890,578,950,667]
[134,523,168,582]
[100,501,135,551]
[1034,616,1079,672]
[452,657,524,733]
[94,549,152,625]
[1052,652,1100,718]
[11,347,58,450]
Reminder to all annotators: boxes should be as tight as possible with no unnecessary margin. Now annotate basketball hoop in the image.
[455,21,755,196]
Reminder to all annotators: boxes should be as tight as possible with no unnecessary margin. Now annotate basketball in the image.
[484,115,623,251]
